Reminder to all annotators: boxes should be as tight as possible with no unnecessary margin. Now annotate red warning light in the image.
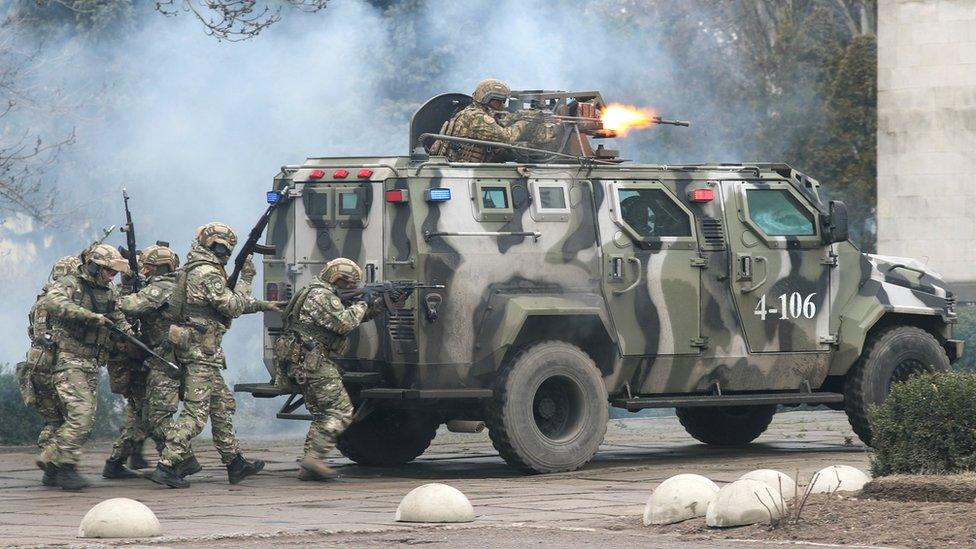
[333,169,349,179]
[308,169,325,180]
[690,188,715,202]
[385,189,409,203]
[357,169,373,179]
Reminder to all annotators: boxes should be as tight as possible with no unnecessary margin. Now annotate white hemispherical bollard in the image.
[643,474,719,526]
[706,479,784,528]
[738,469,797,500]
[809,465,871,494]
[395,483,475,523]
[78,498,161,538]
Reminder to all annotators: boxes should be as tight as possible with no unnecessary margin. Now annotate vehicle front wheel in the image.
[486,340,609,474]
[676,405,777,446]
[844,325,950,446]
[336,408,440,466]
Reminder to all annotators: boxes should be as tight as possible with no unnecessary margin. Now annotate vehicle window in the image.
[481,187,509,209]
[617,188,692,238]
[746,189,815,236]
[339,192,359,215]
[305,190,329,217]
[538,186,567,209]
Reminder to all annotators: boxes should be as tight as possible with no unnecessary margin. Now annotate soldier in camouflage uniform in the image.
[102,245,180,479]
[118,244,204,479]
[41,245,132,490]
[275,258,381,480]
[430,78,552,162]
[17,256,81,487]
[150,222,277,488]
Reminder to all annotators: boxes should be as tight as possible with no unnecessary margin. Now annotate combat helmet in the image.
[472,78,511,107]
[196,222,237,249]
[50,256,81,281]
[140,244,180,271]
[85,244,130,275]
[321,258,363,285]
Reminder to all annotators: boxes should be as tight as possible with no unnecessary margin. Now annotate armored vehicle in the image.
[237,90,962,474]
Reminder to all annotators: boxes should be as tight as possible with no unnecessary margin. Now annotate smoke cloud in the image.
[1,0,749,394]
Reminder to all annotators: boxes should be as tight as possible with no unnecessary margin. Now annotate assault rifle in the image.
[107,325,181,374]
[337,281,445,316]
[119,189,141,292]
[227,191,282,291]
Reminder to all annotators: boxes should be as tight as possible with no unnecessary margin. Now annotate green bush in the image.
[951,306,976,373]
[870,372,976,476]
[0,363,123,445]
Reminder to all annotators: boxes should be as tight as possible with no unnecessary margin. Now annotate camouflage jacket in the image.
[120,271,178,351]
[169,244,273,366]
[430,103,535,162]
[42,267,131,363]
[27,282,56,343]
[285,277,371,353]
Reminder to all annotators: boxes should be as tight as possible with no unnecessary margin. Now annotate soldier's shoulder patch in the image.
[329,296,342,309]
[483,114,495,124]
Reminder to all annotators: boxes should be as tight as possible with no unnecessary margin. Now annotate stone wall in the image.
[877,0,976,297]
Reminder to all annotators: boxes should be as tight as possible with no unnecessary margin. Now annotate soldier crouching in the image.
[275,258,383,480]
[40,245,133,490]
[150,222,277,488]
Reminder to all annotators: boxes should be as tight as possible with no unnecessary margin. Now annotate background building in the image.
[877,0,976,299]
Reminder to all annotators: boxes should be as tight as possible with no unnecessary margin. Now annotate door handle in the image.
[365,263,377,283]
[742,256,768,293]
[612,257,643,296]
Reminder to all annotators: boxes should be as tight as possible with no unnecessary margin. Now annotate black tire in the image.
[486,340,609,474]
[336,408,439,466]
[676,405,777,446]
[844,325,950,446]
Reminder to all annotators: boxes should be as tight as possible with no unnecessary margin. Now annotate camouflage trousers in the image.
[145,367,183,447]
[32,368,64,459]
[50,354,99,466]
[108,368,153,461]
[292,349,352,460]
[159,361,241,467]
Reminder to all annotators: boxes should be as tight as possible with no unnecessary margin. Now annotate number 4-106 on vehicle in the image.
[754,292,817,321]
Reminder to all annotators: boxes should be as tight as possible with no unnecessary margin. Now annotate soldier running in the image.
[17,256,81,487]
[150,222,276,488]
[118,244,203,479]
[274,258,383,480]
[102,244,180,479]
[40,245,133,490]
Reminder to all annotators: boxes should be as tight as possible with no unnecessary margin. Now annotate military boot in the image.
[300,455,338,480]
[176,455,202,478]
[102,457,140,479]
[55,464,91,491]
[226,454,265,484]
[41,463,57,487]
[150,462,189,489]
[297,467,332,482]
[128,445,150,470]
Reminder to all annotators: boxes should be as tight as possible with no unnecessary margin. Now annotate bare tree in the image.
[155,0,330,41]
[0,23,75,224]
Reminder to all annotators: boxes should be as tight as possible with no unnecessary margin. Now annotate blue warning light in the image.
[425,188,452,202]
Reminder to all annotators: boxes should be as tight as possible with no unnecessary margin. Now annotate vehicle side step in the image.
[360,388,494,400]
[611,392,844,412]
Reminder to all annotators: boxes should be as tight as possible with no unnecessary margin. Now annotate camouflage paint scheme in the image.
[260,157,956,408]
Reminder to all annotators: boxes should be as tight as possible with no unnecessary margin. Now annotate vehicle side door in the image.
[723,180,831,353]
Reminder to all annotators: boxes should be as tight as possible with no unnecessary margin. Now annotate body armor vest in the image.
[49,275,115,357]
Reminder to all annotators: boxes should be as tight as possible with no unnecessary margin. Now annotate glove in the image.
[259,300,281,313]
[241,256,256,282]
[92,313,115,328]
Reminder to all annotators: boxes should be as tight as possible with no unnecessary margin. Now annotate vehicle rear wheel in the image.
[336,408,440,466]
[676,405,777,446]
[844,325,950,446]
[486,340,608,474]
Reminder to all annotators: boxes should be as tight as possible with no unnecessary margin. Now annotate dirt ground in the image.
[2,410,971,548]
